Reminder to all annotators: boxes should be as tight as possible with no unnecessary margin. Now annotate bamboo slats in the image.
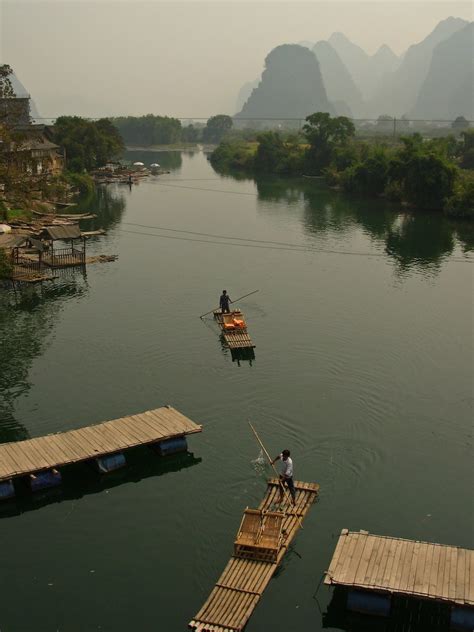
[0,406,202,481]
[325,529,474,607]
[213,310,256,350]
[189,478,319,632]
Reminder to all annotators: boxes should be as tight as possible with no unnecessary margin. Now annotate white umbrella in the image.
[150,163,160,168]
[0,224,12,234]
[133,161,145,167]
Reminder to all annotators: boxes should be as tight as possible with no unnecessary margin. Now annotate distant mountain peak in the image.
[329,31,352,44]
[236,43,334,119]
[373,44,397,58]
[420,16,469,44]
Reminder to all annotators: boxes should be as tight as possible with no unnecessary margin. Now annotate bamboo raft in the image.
[189,477,319,632]
[213,309,255,350]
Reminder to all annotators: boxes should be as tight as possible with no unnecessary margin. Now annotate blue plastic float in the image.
[155,436,188,456]
[29,469,62,492]
[94,452,126,473]
[347,589,391,616]
[0,479,15,500]
[451,606,474,631]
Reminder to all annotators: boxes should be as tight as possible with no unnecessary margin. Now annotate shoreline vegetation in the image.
[210,113,474,219]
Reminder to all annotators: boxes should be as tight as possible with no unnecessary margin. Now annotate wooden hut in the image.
[41,225,86,267]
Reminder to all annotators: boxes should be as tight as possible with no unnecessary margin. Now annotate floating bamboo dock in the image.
[189,478,319,632]
[213,309,255,350]
[0,406,202,483]
[325,529,474,609]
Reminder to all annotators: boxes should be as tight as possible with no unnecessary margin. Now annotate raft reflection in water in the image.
[0,447,202,519]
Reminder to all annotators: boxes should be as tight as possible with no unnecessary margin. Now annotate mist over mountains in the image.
[411,22,474,119]
[236,16,472,121]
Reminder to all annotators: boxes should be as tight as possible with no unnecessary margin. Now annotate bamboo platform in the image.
[0,406,202,482]
[213,310,255,350]
[325,529,474,608]
[189,478,319,632]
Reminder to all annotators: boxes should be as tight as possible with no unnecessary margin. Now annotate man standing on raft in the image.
[272,449,296,505]
[219,290,232,314]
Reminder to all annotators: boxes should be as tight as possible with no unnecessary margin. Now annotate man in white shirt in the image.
[271,449,296,505]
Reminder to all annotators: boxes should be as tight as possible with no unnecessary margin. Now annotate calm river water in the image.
[0,150,472,632]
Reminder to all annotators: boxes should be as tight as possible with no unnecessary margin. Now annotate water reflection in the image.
[73,184,127,232]
[250,175,472,272]
[323,587,450,632]
[0,449,201,519]
[0,278,88,442]
[230,347,255,366]
[385,213,455,271]
[0,186,127,443]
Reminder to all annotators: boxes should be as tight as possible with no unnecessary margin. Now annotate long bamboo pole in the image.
[248,422,303,527]
[199,290,259,319]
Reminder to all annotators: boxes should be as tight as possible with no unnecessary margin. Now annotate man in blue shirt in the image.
[219,290,232,313]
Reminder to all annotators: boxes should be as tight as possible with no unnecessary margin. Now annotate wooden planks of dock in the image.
[324,529,474,607]
[0,406,202,482]
[189,478,319,632]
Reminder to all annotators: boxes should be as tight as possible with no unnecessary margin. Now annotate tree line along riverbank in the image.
[210,113,474,219]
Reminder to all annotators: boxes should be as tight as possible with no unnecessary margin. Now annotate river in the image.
[0,150,472,632]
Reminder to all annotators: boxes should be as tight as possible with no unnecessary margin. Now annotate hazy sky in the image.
[1,1,472,118]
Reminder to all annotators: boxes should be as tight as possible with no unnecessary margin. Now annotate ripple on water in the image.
[302,434,385,500]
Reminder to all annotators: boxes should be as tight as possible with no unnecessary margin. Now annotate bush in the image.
[445,172,474,218]
[254,132,303,175]
[340,147,391,196]
[210,141,255,172]
[398,152,456,211]
[390,136,457,211]
[64,172,95,196]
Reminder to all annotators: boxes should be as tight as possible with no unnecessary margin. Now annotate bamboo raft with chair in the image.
[213,309,255,350]
[189,477,319,631]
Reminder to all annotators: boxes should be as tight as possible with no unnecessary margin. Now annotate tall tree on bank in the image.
[303,112,355,172]
[52,116,124,172]
[0,65,15,98]
[203,115,233,143]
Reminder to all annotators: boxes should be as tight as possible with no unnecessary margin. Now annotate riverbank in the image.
[210,128,474,219]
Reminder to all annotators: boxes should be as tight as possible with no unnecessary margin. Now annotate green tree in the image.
[459,129,474,169]
[203,115,233,144]
[112,115,182,146]
[445,171,474,218]
[451,116,469,132]
[0,65,15,98]
[303,112,355,173]
[181,124,200,143]
[391,136,457,210]
[341,146,392,196]
[53,116,124,172]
